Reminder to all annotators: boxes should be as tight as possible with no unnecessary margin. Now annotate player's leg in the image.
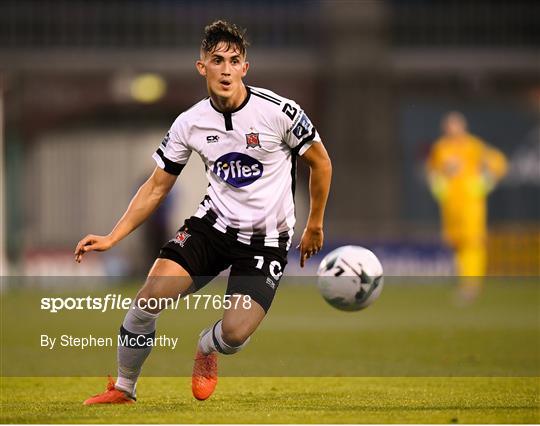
[455,241,486,305]
[192,246,287,400]
[456,242,487,277]
[84,259,192,405]
[455,203,487,304]
[112,217,226,402]
[192,296,266,401]
[115,259,193,397]
[199,294,265,353]
[221,294,266,346]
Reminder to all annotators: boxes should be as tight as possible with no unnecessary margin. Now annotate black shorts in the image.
[158,217,288,312]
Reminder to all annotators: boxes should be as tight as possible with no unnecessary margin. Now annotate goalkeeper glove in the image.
[429,175,448,202]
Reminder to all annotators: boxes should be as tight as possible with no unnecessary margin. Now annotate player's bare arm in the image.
[74,167,177,263]
[297,142,332,267]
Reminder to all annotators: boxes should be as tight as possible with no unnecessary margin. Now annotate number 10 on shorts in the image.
[254,256,283,280]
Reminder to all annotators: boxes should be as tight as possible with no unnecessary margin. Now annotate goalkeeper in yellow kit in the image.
[426,112,507,297]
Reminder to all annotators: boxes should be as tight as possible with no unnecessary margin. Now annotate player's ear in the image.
[241,61,249,77]
[196,60,206,77]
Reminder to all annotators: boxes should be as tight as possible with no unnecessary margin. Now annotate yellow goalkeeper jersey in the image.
[426,132,507,247]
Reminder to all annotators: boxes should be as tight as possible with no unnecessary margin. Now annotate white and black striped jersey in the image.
[152,86,321,251]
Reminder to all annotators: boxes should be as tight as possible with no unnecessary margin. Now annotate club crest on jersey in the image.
[245,132,260,149]
[173,230,191,247]
[212,152,263,188]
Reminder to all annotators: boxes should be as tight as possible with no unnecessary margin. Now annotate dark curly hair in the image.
[201,20,249,57]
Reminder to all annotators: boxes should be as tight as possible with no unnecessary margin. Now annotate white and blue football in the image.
[317,245,384,311]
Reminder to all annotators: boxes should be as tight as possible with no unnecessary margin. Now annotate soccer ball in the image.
[317,245,384,311]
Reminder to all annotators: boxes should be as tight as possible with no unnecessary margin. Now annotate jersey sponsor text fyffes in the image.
[213,152,263,188]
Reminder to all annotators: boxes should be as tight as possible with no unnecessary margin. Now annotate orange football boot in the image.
[83,376,135,405]
[192,349,218,400]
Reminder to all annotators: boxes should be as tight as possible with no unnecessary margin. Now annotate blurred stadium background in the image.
[1,0,539,277]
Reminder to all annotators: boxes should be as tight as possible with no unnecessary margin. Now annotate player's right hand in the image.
[74,234,114,263]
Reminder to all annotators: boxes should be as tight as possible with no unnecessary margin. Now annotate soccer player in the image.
[426,111,507,300]
[75,20,332,403]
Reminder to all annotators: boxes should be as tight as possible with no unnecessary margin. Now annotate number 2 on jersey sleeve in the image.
[282,103,298,121]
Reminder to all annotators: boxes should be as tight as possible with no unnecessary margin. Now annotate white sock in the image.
[198,320,250,355]
[116,304,160,397]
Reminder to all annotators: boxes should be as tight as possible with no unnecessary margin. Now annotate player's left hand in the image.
[297,226,324,268]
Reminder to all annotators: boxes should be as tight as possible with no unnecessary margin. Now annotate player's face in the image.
[442,113,467,137]
[196,43,249,103]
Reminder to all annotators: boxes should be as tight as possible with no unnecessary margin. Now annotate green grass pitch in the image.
[2,377,538,423]
[1,278,539,423]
